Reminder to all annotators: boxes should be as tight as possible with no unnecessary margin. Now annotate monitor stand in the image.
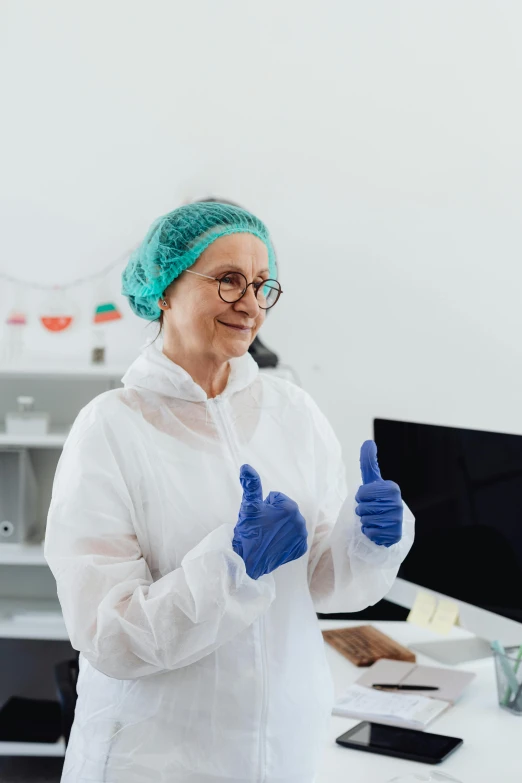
[410,637,492,665]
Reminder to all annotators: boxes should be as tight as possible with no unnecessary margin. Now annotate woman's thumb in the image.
[239,464,264,503]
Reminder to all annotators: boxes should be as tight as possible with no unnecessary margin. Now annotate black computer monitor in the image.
[373,418,522,624]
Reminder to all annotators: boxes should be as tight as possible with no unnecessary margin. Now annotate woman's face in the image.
[160,233,269,363]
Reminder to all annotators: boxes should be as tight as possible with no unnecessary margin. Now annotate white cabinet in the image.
[0,364,126,757]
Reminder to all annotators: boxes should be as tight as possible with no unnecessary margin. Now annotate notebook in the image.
[332,658,476,730]
[332,684,449,730]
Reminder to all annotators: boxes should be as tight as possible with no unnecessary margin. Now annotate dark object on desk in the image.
[373,684,439,691]
[248,336,279,368]
[317,598,409,622]
[54,656,79,747]
[0,696,62,743]
[322,625,416,667]
[336,721,463,765]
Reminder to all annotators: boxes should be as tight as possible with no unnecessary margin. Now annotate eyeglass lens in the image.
[218,272,281,309]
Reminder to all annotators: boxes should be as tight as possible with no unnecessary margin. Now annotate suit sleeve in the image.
[45,403,275,679]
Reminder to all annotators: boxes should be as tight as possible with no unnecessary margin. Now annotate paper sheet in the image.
[333,684,448,727]
[407,590,437,628]
[429,599,459,635]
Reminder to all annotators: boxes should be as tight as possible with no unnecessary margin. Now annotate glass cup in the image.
[493,645,522,715]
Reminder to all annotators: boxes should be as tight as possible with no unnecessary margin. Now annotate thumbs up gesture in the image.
[232,465,308,580]
[355,441,403,547]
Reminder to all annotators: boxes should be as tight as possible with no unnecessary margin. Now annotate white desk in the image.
[317,621,521,783]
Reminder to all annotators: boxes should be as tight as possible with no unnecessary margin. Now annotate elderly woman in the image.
[45,202,414,783]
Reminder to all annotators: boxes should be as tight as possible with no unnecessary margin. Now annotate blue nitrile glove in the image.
[232,464,308,580]
[355,440,403,547]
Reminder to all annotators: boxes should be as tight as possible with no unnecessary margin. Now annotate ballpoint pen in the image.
[372,684,439,691]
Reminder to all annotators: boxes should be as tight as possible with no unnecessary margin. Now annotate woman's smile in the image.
[217,320,252,333]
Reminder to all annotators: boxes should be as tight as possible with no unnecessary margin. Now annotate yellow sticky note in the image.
[407,591,437,628]
[429,599,460,635]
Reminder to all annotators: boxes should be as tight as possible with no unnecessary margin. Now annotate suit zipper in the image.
[258,615,269,782]
[211,396,240,470]
[210,396,268,782]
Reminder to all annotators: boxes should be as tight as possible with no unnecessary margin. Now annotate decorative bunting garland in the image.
[1,247,135,333]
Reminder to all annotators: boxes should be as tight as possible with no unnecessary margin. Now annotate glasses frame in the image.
[184,269,283,310]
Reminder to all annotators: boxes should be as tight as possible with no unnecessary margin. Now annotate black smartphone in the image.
[336,721,463,765]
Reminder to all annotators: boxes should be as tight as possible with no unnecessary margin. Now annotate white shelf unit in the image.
[0,364,128,380]
[0,611,68,642]
[0,430,69,449]
[0,366,124,758]
[0,739,66,757]
[0,544,47,566]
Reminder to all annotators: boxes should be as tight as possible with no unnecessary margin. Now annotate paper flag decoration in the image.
[41,315,73,332]
[94,302,122,324]
[40,289,74,332]
[6,311,27,325]
[3,309,28,362]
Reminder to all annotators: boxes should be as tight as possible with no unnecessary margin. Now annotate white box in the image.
[5,413,50,436]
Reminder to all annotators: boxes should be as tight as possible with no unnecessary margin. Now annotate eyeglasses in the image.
[185,270,283,310]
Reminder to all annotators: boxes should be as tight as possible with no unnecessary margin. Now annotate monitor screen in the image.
[373,418,522,624]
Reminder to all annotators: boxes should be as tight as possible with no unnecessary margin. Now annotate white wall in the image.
[2,0,522,480]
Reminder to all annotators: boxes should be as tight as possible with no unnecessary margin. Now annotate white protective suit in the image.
[45,344,414,783]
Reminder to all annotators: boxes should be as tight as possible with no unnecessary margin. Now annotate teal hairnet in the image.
[122,202,277,320]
